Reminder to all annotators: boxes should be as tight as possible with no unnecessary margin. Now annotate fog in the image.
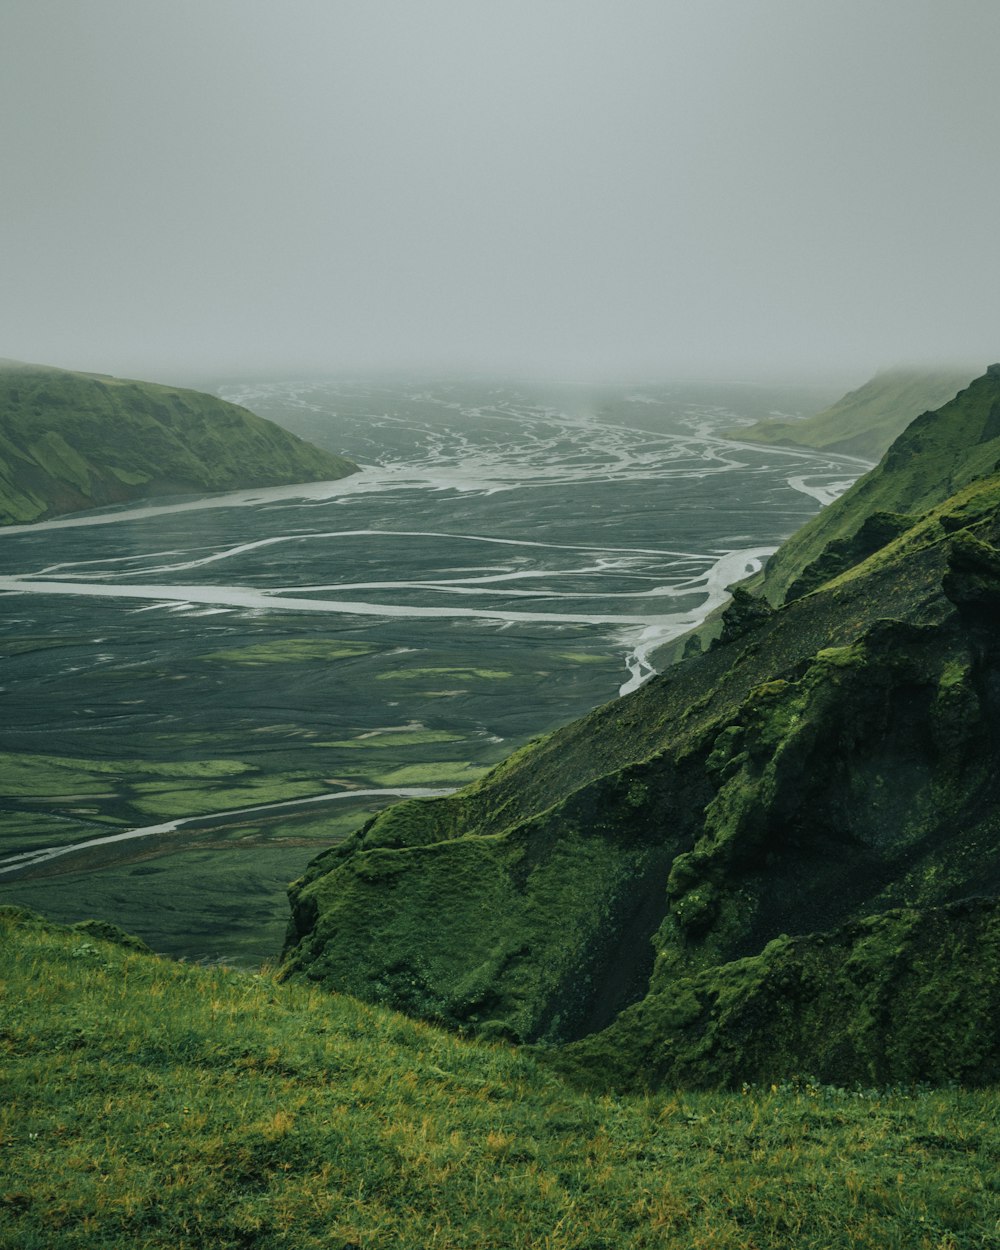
[2,0,998,383]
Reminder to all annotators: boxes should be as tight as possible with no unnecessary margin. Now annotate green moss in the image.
[937,658,969,690]
[761,366,1000,603]
[278,366,1000,1093]
[284,797,677,1043]
[814,643,861,666]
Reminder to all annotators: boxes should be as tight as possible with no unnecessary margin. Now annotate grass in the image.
[1,906,997,1250]
[725,367,973,461]
[369,762,488,786]
[0,752,329,849]
[0,752,251,798]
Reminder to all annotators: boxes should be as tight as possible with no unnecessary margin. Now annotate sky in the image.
[2,0,998,384]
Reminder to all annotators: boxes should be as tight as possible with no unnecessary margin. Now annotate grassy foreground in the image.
[1,908,998,1249]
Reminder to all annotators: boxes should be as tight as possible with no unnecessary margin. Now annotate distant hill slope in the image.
[0,360,358,524]
[282,364,1000,1090]
[725,367,974,462]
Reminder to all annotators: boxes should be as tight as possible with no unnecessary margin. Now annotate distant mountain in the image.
[0,360,358,524]
[725,367,974,462]
[282,365,1000,1089]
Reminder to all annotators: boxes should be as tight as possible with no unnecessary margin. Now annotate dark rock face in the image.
[713,585,775,645]
[282,365,1000,1089]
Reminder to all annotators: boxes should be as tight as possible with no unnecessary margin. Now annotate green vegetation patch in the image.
[129,777,323,819]
[375,666,513,681]
[318,729,464,749]
[760,365,1000,604]
[0,752,251,799]
[201,639,374,665]
[0,802,394,965]
[1,907,998,1250]
[726,366,974,461]
[555,899,1000,1092]
[373,762,487,786]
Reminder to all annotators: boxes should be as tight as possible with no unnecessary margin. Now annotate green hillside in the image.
[760,364,1000,604]
[3,907,998,1250]
[282,365,1000,1090]
[725,366,973,461]
[0,360,358,524]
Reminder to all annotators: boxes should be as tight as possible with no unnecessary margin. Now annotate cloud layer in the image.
[2,1,998,381]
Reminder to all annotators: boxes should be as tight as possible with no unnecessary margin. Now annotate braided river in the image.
[0,376,866,961]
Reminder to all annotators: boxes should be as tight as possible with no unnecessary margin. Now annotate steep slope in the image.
[282,364,1000,1089]
[759,364,1000,604]
[725,366,973,461]
[0,360,358,524]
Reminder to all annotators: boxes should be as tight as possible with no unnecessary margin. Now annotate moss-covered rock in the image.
[785,510,917,602]
[552,897,1000,1089]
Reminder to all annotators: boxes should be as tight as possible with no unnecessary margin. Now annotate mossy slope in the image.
[761,363,1000,603]
[726,366,973,461]
[0,359,358,523]
[283,365,1000,1089]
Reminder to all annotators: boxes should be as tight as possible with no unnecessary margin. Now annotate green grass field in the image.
[1,907,997,1250]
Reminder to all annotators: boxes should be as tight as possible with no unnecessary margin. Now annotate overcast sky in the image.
[2,0,998,383]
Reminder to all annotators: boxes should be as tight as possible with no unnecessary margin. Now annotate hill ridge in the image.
[0,359,358,524]
[725,365,974,461]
